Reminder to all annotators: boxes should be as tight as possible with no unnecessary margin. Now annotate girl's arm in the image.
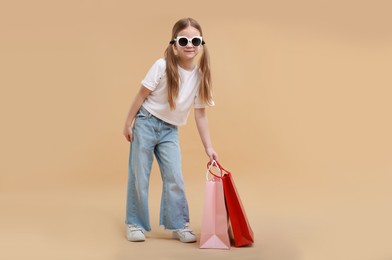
[123,86,152,142]
[194,108,218,161]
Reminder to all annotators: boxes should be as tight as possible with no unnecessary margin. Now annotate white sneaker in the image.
[172,225,196,243]
[126,224,146,242]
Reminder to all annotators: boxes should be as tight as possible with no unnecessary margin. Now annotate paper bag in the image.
[209,161,254,247]
[199,163,230,249]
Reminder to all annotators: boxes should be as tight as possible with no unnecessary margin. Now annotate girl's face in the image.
[173,26,202,62]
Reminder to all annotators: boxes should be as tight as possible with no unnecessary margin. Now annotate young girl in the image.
[122,18,218,243]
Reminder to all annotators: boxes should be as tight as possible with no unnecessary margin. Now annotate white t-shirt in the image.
[141,58,214,126]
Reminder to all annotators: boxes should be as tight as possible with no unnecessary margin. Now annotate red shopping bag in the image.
[199,161,230,249]
[209,161,254,247]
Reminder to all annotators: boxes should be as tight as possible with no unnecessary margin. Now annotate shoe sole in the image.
[126,235,146,242]
[172,232,196,243]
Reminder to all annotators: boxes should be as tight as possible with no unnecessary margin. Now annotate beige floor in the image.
[1,161,391,260]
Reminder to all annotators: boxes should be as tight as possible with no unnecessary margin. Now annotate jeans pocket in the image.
[136,107,149,120]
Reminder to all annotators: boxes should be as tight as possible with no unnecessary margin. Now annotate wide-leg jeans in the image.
[125,106,190,231]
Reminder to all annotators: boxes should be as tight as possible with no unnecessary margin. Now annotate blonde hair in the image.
[164,18,213,110]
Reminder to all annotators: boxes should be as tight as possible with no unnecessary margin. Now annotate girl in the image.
[122,18,218,243]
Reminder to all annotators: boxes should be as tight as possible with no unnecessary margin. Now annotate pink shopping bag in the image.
[199,161,231,249]
[208,160,254,247]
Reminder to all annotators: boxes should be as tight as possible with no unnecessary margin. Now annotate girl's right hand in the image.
[122,86,152,143]
[123,125,133,142]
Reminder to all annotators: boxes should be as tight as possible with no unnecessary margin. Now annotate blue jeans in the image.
[125,106,190,231]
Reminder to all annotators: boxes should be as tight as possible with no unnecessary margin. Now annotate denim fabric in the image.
[125,106,190,231]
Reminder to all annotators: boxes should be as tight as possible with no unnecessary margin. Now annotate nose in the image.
[186,41,194,48]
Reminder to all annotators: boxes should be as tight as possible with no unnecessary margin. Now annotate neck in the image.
[178,59,195,71]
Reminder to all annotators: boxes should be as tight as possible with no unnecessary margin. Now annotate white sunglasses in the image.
[170,36,205,47]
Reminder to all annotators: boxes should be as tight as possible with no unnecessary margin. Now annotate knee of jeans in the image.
[167,173,185,188]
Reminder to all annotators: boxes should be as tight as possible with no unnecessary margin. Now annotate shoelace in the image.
[178,226,193,234]
[128,225,143,232]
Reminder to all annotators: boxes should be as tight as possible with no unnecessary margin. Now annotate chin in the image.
[186,53,198,58]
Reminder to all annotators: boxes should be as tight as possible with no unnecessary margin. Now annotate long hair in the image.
[164,18,213,110]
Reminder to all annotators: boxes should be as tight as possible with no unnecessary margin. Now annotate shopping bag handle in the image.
[206,160,222,180]
[207,160,231,179]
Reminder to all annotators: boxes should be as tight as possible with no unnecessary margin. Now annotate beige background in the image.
[1,0,391,259]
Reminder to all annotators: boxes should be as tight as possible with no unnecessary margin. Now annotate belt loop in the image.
[140,106,152,118]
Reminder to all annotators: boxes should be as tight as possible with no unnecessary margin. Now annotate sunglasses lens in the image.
[192,37,202,46]
[178,37,188,46]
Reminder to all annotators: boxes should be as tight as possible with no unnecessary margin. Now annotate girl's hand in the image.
[206,147,218,162]
[122,86,152,143]
[123,125,133,142]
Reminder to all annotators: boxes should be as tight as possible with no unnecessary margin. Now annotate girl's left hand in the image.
[206,147,219,162]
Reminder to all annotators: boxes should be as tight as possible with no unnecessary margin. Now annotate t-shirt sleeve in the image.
[194,93,215,109]
[141,59,166,91]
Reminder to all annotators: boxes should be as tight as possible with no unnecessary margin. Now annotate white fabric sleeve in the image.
[141,59,166,91]
[194,93,215,109]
